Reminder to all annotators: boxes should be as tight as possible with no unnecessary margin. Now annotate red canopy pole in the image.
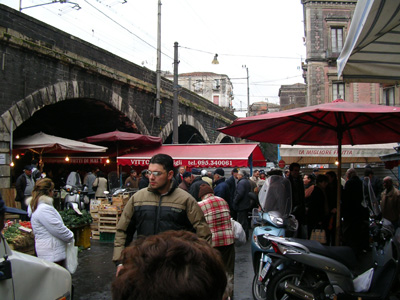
[335,134,342,246]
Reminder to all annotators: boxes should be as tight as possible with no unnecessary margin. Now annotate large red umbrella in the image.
[219,99,400,245]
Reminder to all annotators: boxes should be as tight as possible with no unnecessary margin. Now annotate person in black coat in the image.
[342,168,369,254]
[233,170,251,240]
[189,168,208,202]
[306,174,329,240]
[226,168,239,203]
[138,169,149,190]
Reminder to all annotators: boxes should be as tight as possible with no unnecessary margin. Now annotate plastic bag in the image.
[65,239,79,274]
[231,219,246,247]
[353,268,374,292]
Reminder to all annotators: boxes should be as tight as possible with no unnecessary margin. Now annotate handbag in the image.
[310,228,327,244]
[65,239,79,274]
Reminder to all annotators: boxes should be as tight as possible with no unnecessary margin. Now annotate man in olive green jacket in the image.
[113,154,211,275]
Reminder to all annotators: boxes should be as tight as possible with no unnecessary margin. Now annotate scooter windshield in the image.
[258,175,292,216]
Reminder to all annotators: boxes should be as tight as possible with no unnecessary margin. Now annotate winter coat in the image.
[233,178,251,211]
[27,195,74,263]
[113,180,212,262]
[93,176,108,198]
[189,176,208,201]
[213,177,231,204]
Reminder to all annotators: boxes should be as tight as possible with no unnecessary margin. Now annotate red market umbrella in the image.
[81,130,162,156]
[218,99,400,245]
[81,130,162,180]
[81,130,162,145]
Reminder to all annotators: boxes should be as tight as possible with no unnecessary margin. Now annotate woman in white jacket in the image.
[27,178,74,266]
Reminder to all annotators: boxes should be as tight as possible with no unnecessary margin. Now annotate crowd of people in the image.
[6,154,400,299]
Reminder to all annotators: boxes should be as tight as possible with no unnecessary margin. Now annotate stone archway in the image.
[1,80,149,138]
[160,114,210,143]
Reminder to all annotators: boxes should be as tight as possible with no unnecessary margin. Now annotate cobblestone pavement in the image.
[72,233,254,300]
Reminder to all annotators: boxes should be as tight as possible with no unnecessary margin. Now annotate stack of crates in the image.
[90,198,107,240]
[98,202,122,242]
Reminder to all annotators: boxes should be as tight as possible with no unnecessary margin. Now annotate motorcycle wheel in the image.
[252,274,267,300]
[266,268,318,300]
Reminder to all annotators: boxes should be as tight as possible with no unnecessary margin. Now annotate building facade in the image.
[279,83,307,110]
[248,101,281,116]
[301,0,399,106]
[166,72,234,109]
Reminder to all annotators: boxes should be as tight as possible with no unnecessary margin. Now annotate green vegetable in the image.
[59,209,93,228]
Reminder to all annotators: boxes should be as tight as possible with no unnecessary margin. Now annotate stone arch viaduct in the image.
[0,5,237,187]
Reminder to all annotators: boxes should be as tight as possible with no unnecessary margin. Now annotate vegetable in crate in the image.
[60,209,93,227]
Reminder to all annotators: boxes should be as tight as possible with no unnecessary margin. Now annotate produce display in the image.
[59,209,93,228]
[3,222,34,249]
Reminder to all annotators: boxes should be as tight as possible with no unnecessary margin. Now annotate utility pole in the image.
[155,0,162,118]
[242,65,250,116]
[173,42,179,144]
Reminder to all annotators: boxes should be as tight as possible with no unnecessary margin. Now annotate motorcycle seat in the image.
[289,238,357,269]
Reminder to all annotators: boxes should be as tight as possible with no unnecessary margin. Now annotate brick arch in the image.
[2,80,149,136]
[160,114,210,143]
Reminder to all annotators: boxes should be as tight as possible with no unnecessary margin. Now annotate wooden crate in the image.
[98,210,120,233]
[91,230,100,240]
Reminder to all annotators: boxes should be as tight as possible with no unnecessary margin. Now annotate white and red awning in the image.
[117,144,266,168]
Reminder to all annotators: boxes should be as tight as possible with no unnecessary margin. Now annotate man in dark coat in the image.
[226,168,239,203]
[15,165,35,220]
[288,163,306,238]
[233,170,251,240]
[213,168,233,216]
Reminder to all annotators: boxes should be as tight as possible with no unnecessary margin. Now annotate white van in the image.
[0,234,72,300]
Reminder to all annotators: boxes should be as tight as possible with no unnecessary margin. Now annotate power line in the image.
[179,45,303,60]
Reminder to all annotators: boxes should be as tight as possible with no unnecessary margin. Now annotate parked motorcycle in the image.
[251,175,298,300]
[259,217,400,300]
[63,184,89,211]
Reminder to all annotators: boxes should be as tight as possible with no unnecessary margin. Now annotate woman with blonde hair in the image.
[27,178,73,267]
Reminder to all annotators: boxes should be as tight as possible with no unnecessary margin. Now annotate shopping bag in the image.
[231,219,246,247]
[310,229,327,244]
[65,239,79,274]
[353,268,374,292]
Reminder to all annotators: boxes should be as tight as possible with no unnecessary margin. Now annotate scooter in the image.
[251,175,298,300]
[63,184,89,211]
[260,217,400,300]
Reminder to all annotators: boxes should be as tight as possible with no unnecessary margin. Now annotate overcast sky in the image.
[2,0,306,117]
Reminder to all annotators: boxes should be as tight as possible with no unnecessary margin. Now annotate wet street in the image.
[72,232,254,300]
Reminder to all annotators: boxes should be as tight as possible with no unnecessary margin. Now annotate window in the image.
[384,86,395,106]
[193,80,203,92]
[212,79,220,90]
[213,95,219,105]
[332,83,345,100]
[331,27,343,53]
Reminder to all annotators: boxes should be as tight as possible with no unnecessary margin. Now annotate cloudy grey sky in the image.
[2,0,306,116]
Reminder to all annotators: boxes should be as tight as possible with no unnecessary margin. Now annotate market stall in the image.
[117,143,267,169]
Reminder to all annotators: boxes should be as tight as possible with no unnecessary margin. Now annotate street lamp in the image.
[212,54,219,64]
[242,65,250,116]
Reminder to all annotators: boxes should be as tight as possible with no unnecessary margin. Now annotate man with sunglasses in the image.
[113,154,212,275]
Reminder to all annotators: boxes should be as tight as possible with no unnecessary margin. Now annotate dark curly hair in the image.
[112,230,227,300]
